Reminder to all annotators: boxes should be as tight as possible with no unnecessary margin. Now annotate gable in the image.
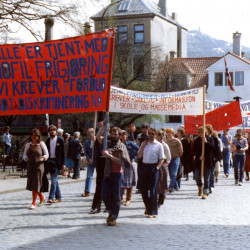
[206,53,250,71]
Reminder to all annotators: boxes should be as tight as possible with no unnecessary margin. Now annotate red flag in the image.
[224,56,235,92]
[185,101,242,134]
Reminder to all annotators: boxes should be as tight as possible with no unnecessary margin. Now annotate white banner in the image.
[205,100,250,129]
[109,87,203,115]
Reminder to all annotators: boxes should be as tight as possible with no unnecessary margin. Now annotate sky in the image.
[6,0,250,47]
[167,0,250,47]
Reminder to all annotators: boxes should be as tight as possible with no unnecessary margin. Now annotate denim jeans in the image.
[222,149,231,175]
[84,163,96,193]
[209,165,216,190]
[102,173,123,220]
[195,167,211,194]
[168,157,180,191]
[140,163,159,216]
[73,158,80,179]
[233,154,246,182]
[49,168,61,200]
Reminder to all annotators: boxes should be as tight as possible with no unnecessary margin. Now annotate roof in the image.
[162,57,221,88]
[91,0,184,28]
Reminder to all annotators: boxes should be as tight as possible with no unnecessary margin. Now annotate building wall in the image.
[150,16,178,62]
[206,54,250,102]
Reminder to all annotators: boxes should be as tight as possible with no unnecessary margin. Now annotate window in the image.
[134,24,144,44]
[117,26,128,44]
[214,72,223,86]
[235,71,244,85]
[225,72,233,86]
[133,55,144,77]
[117,0,130,12]
[165,115,182,123]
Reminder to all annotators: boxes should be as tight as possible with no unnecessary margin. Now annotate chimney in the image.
[241,52,245,58]
[172,12,177,21]
[169,51,176,59]
[158,0,168,17]
[233,31,241,56]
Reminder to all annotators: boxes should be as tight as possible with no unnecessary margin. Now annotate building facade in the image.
[91,0,187,85]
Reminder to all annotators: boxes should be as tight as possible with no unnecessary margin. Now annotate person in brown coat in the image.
[24,128,49,209]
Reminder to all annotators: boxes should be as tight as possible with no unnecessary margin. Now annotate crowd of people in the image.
[3,122,249,226]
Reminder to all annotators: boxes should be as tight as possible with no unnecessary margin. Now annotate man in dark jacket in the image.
[45,125,65,203]
[68,131,83,179]
[193,126,215,199]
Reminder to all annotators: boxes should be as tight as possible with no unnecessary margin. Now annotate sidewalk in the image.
[0,169,88,194]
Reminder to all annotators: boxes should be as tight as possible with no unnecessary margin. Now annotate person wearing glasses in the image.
[137,127,164,218]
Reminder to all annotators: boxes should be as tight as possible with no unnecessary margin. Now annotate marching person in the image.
[137,127,164,218]
[220,129,232,178]
[244,132,250,181]
[193,127,215,199]
[24,128,49,209]
[101,127,131,226]
[232,129,248,186]
[68,131,83,180]
[156,130,171,207]
[45,125,65,203]
[135,123,149,193]
[120,130,139,206]
[82,128,96,197]
[64,133,74,178]
[165,128,183,192]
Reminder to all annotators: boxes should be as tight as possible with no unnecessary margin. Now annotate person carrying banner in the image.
[166,128,183,192]
[220,129,232,178]
[193,127,215,199]
[137,127,164,218]
[45,125,65,203]
[101,127,131,226]
[212,131,223,183]
[232,129,248,186]
[24,128,49,209]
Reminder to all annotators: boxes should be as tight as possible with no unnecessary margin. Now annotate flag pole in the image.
[201,85,206,179]
[91,111,97,161]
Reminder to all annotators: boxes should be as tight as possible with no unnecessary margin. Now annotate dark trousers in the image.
[73,158,80,178]
[136,160,142,190]
[102,173,123,220]
[140,163,159,216]
[195,167,211,194]
[92,163,105,210]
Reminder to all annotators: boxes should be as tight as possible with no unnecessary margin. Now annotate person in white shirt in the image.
[3,126,12,155]
[137,127,164,218]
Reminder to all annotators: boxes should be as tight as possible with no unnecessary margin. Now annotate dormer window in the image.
[117,0,131,12]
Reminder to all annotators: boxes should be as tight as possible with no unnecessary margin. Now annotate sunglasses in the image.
[148,132,155,135]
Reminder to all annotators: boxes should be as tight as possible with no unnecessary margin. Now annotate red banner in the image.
[185,101,242,134]
[0,29,115,116]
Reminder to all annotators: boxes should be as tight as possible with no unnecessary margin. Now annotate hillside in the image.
[188,30,250,59]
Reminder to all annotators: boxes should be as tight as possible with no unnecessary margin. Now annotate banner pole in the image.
[201,85,206,179]
[103,112,109,151]
[91,111,97,161]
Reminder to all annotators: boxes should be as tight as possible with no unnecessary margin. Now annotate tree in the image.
[0,0,107,42]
